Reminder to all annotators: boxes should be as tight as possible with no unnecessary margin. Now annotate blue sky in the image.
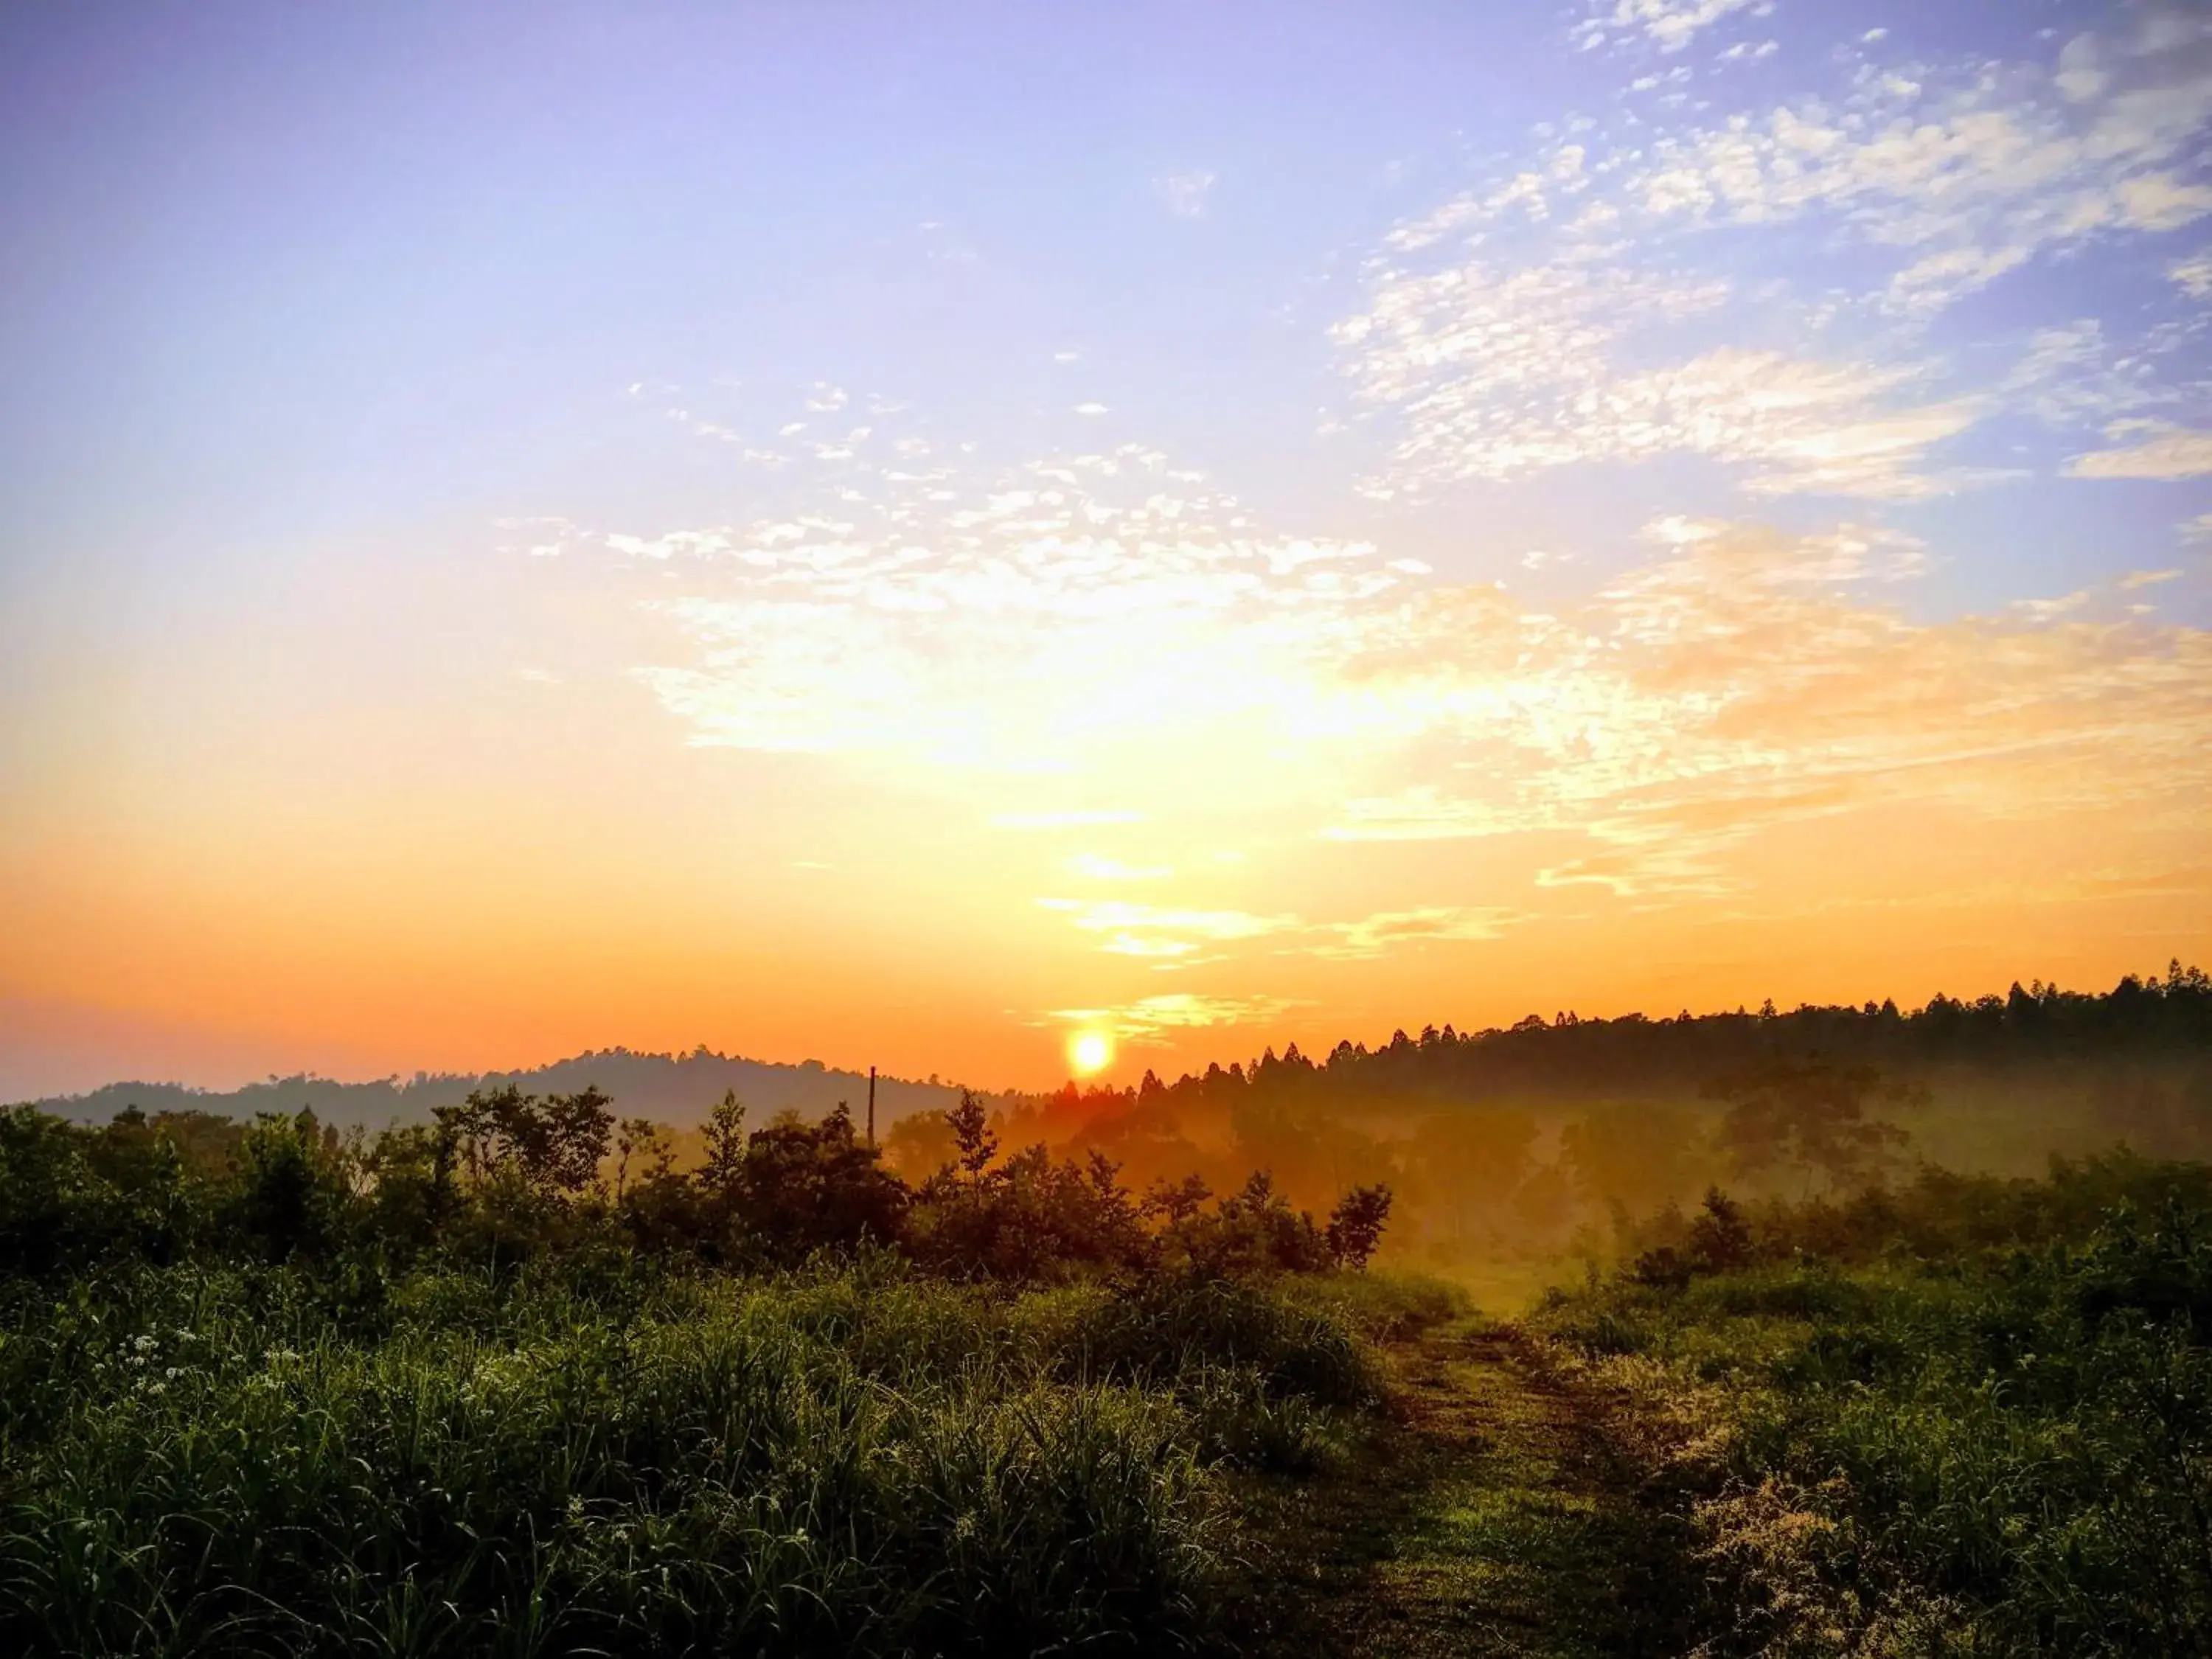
[2,0,2209,1094]
[9,0,2200,577]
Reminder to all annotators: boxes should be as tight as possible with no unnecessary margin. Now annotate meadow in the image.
[1539,1155,2212,1655]
[0,1085,1430,1657]
[0,1257,1407,1656]
[6,973,2212,1655]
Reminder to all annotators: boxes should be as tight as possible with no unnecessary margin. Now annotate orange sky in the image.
[4,2,2211,1100]
[5,508,2207,1098]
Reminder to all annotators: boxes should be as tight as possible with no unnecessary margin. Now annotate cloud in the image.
[1153,170,1217,219]
[1047,993,1306,1042]
[1068,854,1173,881]
[564,393,2212,939]
[1625,14,2212,315]
[1334,12,2212,507]
[493,515,581,560]
[616,429,1408,770]
[1334,252,1987,498]
[1376,523,2212,894]
[1035,892,1523,963]
[1037,898,1301,960]
[1310,906,1523,959]
[1573,0,1757,55]
[2003,320,2177,427]
[2067,422,2212,479]
[1037,899,1298,940]
[1323,787,1513,842]
[992,810,1147,830]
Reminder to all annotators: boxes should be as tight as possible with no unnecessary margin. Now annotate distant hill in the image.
[19,1046,992,1131]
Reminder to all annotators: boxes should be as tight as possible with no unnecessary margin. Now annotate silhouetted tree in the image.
[231,1110,347,1262]
[1326,1185,1393,1270]
[1708,1059,1913,1194]
[737,1105,906,1262]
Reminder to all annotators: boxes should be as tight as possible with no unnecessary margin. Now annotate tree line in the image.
[0,1085,1391,1283]
[1068,961,2212,1119]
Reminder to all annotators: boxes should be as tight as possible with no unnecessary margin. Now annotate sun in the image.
[1068,1030,1113,1077]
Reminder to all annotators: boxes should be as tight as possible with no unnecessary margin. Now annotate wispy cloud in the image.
[1047,992,1305,1042]
[1034,893,1525,962]
[2067,422,2212,480]
[590,399,2212,911]
[992,810,1147,830]
[1153,170,1216,219]
[1335,10,2212,505]
[1573,0,1759,55]
[1037,899,1301,959]
[1068,853,1173,881]
[1627,15,2212,315]
[1310,907,1523,959]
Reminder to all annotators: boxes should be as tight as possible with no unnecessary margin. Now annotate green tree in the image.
[1707,1058,1912,1194]
[1326,1184,1394,1270]
[231,1110,348,1262]
[946,1090,999,1180]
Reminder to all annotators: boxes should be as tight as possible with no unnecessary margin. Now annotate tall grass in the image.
[1541,1169,2212,1656]
[0,1256,1382,1656]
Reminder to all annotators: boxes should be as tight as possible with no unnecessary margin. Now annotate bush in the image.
[1543,1158,2212,1656]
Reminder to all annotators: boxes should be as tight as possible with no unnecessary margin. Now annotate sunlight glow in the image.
[1068,1031,1113,1077]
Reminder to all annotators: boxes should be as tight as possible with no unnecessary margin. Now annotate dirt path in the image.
[1237,1318,1700,1658]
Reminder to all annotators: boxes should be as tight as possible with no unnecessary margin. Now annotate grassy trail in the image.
[1243,1318,1698,1658]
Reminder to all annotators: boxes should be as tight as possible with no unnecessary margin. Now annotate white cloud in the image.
[2172,252,2212,298]
[1153,170,1217,219]
[992,810,1146,830]
[1039,897,1299,959]
[2003,319,2176,426]
[1334,13,2212,507]
[2067,422,2212,479]
[1309,907,1522,959]
[1068,853,1173,881]
[616,432,1409,769]
[1301,516,2212,895]
[1335,246,1986,497]
[1048,992,1306,1040]
[568,397,2212,933]
[1573,0,1758,55]
[1627,13,2212,315]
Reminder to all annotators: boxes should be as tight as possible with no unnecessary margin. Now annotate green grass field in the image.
[8,1085,2212,1655]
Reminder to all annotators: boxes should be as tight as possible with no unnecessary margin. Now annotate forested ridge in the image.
[1065,961,2212,1116]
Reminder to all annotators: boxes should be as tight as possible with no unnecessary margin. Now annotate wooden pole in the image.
[867,1065,877,1144]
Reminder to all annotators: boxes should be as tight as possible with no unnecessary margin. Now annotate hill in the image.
[16,1046,986,1130]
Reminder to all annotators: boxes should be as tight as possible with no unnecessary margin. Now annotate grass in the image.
[1228,1309,1699,1659]
[12,1156,2212,1656]
[0,1256,1408,1658]
[1534,1191,2212,1656]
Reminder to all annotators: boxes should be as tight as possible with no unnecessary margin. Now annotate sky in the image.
[3,0,2211,1099]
